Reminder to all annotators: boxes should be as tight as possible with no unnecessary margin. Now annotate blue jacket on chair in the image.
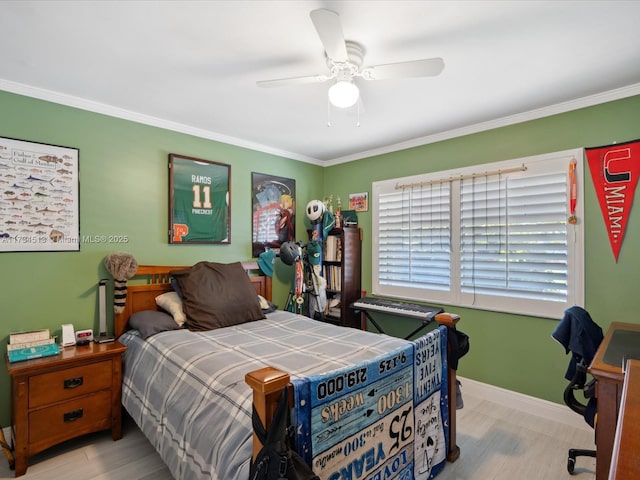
[552,306,603,427]
[552,306,603,381]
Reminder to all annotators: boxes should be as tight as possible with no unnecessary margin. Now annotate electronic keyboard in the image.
[351,296,443,321]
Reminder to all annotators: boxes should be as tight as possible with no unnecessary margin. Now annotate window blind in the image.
[460,171,568,303]
[378,183,451,291]
[372,148,584,318]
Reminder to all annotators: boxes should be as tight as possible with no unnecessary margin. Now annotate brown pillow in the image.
[170,261,265,331]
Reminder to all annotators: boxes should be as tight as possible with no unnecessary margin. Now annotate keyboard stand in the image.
[351,305,437,340]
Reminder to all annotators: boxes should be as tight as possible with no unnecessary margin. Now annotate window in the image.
[372,149,584,319]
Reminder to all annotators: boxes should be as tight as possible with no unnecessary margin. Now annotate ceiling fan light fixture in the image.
[328,80,359,108]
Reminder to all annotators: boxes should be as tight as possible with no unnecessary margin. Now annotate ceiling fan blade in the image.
[310,9,349,62]
[256,74,330,88]
[363,58,445,80]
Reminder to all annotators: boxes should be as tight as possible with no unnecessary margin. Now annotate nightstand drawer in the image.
[29,360,112,408]
[29,390,111,446]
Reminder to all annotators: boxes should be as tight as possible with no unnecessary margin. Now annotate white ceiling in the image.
[1,1,640,165]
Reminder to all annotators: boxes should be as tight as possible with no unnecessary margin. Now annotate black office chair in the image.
[563,358,597,473]
[552,306,603,475]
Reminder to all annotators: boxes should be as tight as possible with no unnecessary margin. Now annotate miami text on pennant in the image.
[586,139,640,262]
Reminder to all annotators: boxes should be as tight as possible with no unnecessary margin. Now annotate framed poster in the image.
[169,154,230,244]
[251,172,295,257]
[0,136,79,252]
[349,191,368,211]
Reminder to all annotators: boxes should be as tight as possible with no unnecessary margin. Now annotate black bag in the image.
[249,389,319,480]
[447,328,469,370]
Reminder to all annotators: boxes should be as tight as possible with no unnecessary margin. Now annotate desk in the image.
[609,359,640,479]
[589,322,640,480]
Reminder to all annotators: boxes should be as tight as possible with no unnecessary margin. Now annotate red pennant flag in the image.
[586,139,640,262]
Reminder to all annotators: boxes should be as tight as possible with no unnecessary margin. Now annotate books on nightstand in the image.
[7,329,60,363]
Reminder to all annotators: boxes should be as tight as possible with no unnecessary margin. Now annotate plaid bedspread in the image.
[120,310,415,480]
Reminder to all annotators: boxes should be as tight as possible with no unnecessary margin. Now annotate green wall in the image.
[1,89,640,428]
[324,94,640,405]
[0,90,323,427]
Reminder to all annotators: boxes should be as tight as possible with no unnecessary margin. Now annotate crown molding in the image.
[2,78,639,168]
[325,83,640,166]
[0,78,323,166]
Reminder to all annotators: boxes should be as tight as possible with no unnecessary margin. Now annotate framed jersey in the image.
[169,154,230,244]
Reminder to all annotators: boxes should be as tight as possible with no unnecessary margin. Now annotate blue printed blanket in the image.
[292,326,449,480]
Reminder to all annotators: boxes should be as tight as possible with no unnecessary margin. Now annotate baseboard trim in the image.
[458,376,592,432]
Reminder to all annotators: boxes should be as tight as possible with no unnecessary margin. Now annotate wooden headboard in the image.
[113,261,272,338]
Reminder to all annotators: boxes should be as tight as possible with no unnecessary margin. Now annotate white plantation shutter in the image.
[378,184,451,291]
[372,148,584,318]
[460,171,568,302]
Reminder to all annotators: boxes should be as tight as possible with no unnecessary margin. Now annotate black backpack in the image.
[249,389,319,480]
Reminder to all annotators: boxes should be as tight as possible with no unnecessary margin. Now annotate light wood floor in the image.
[0,378,596,480]
[439,379,596,480]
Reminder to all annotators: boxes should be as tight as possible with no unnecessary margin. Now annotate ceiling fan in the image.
[256,8,445,109]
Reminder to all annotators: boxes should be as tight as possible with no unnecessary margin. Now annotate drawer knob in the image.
[63,408,84,422]
[63,376,84,389]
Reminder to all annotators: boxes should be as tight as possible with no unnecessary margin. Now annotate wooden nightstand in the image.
[5,341,126,477]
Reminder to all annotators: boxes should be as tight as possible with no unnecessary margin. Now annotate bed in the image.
[113,261,461,480]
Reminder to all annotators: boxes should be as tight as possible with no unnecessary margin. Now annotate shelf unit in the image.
[321,227,362,329]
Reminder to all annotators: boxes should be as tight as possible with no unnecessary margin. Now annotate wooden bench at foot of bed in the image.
[246,312,462,465]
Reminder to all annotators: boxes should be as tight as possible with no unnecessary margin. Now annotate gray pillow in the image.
[128,310,182,339]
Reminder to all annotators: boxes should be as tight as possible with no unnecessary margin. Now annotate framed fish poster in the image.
[0,136,79,252]
[251,172,295,258]
[169,154,231,244]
